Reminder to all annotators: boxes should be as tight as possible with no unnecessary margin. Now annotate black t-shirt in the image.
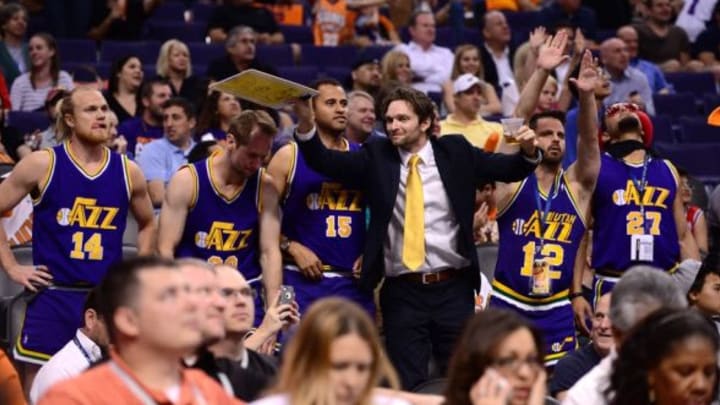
[693,26,720,59]
[190,348,278,402]
[207,5,279,35]
[89,0,147,41]
[549,343,603,396]
[206,55,277,81]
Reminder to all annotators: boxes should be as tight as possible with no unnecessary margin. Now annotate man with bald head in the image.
[616,25,671,94]
[600,37,655,115]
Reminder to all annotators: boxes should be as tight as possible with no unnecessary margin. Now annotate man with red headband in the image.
[586,101,685,306]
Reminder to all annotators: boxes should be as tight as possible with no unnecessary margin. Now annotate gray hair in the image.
[609,265,687,333]
[226,26,255,49]
[347,90,374,105]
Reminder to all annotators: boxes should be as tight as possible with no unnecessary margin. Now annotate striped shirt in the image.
[10,70,74,112]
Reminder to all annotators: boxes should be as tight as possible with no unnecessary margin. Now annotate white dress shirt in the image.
[484,43,519,116]
[395,41,454,94]
[30,329,102,404]
[384,139,468,276]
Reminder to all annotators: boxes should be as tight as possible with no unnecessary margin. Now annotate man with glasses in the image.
[439,73,503,150]
[588,101,685,302]
[158,110,280,325]
[208,265,297,401]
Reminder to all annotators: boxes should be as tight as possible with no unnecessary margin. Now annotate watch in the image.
[280,236,291,252]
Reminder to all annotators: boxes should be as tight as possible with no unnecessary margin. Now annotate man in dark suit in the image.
[293,87,541,389]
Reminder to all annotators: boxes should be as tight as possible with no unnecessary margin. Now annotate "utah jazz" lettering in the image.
[306,182,363,212]
[56,197,118,230]
[613,180,671,209]
[514,211,577,244]
[195,221,252,251]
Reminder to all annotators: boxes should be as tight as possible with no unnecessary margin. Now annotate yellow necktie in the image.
[402,155,425,270]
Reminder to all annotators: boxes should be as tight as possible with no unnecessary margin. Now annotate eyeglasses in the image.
[604,102,640,118]
[219,287,256,300]
[492,355,543,373]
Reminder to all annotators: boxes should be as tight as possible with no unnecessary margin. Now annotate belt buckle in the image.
[421,272,438,285]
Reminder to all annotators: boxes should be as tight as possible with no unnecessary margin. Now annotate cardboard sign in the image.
[210,69,318,109]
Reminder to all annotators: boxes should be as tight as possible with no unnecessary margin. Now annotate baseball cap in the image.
[453,73,481,95]
[352,56,380,71]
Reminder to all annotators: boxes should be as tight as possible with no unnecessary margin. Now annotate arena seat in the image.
[7,111,50,135]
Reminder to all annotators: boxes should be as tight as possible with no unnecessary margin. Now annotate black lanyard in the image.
[72,336,94,366]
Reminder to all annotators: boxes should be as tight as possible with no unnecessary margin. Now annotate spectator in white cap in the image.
[439,73,503,151]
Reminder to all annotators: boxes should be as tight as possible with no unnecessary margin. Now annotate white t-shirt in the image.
[252,393,412,405]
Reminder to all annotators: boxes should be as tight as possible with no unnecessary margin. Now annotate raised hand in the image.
[514,125,539,159]
[528,26,547,52]
[569,50,599,94]
[573,28,586,56]
[536,30,570,71]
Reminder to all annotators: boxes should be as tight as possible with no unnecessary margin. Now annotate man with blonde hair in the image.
[0,87,155,389]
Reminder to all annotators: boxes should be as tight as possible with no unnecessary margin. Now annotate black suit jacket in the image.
[296,133,539,292]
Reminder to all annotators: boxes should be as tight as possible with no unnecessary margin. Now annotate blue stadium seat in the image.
[665,72,716,94]
[100,41,161,64]
[650,114,677,144]
[7,111,50,134]
[188,43,226,65]
[57,39,96,64]
[677,116,720,143]
[461,28,482,47]
[502,10,541,31]
[654,143,720,183]
[191,3,216,23]
[653,93,699,118]
[256,45,294,66]
[145,21,206,43]
[323,66,351,84]
[277,66,319,86]
[428,91,443,108]
[280,25,313,44]
[703,93,720,114]
[300,45,357,67]
[147,1,186,22]
[434,27,456,48]
[362,46,393,62]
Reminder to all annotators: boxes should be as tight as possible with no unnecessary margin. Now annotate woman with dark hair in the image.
[444,309,548,405]
[0,3,28,86]
[608,308,719,405]
[105,55,143,123]
[10,33,73,112]
[195,90,241,142]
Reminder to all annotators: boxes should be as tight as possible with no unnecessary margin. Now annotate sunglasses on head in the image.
[604,102,640,118]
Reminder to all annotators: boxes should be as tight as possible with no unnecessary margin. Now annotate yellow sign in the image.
[210,69,318,109]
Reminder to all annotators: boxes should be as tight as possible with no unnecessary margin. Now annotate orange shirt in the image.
[0,349,25,405]
[37,352,244,405]
[313,0,353,46]
[266,4,305,26]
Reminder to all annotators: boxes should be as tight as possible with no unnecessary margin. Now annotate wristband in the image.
[568,292,584,300]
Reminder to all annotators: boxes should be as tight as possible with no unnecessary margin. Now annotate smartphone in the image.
[278,285,295,306]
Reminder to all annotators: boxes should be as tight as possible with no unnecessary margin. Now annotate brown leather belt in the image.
[398,268,463,285]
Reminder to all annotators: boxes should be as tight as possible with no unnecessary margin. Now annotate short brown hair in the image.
[227,110,277,146]
[380,86,436,136]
